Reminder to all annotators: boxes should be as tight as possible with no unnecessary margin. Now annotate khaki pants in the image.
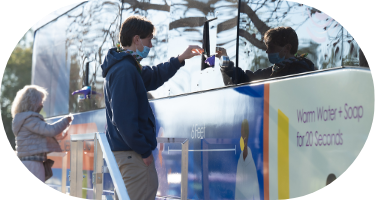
[113,151,158,200]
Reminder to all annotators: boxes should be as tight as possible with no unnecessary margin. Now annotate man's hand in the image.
[143,154,154,166]
[215,47,227,59]
[178,45,203,63]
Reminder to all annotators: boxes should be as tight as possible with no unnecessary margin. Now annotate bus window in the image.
[166,0,239,94]
[33,11,73,117]
[123,0,239,99]
[237,0,362,78]
[40,0,237,105]
[67,0,121,113]
[120,0,171,99]
[33,0,121,117]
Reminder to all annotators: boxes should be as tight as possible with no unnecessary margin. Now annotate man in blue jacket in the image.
[101,15,202,200]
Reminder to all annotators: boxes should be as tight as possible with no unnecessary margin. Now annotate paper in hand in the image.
[205,55,215,67]
[62,113,74,136]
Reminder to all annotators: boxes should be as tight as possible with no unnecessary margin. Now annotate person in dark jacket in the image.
[101,15,202,200]
[219,26,315,85]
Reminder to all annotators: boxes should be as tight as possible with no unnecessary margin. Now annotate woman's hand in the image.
[67,116,73,124]
[178,45,203,63]
[67,114,74,124]
[55,131,68,140]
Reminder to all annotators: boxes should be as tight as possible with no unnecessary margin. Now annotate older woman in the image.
[11,85,72,182]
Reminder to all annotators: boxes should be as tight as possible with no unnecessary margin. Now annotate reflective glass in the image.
[33,14,71,117]
[121,0,171,99]
[33,0,369,115]
[33,0,122,117]
[34,0,238,111]
[67,0,122,113]
[238,0,363,75]
[121,0,238,99]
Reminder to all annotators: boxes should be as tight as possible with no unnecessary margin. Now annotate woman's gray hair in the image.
[11,85,48,118]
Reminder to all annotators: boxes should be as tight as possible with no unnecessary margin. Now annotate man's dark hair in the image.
[264,27,298,54]
[119,15,155,47]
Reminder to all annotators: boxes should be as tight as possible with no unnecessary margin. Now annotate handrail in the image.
[70,133,189,200]
[70,132,130,200]
[70,132,96,141]
[13,132,189,200]
[96,133,130,200]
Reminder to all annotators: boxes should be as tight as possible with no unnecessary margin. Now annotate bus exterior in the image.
[31,0,373,199]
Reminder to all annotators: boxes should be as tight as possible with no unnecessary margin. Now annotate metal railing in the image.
[70,132,189,200]
[70,132,129,200]
[13,132,189,200]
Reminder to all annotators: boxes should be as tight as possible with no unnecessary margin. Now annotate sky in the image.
[0,1,81,60]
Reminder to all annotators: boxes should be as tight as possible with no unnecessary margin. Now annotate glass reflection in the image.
[33,13,72,117]
[122,0,239,99]
[34,0,240,113]
[238,0,363,74]
[33,0,369,116]
[67,0,121,113]
[121,0,171,99]
[32,1,116,117]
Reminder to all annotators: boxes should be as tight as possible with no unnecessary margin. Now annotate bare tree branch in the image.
[254,0,268,12]
[267,0,282,23]
[172,0,218,15]
[122,0,170,12]
[239,29,266,50]
[169,17,206,30]
[96,14,119,75]
[240,2,270,35]
[217,17,237,33]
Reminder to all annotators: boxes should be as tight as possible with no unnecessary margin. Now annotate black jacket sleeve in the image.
[220,61,273,85]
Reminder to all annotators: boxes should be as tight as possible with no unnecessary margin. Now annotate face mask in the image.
[36,104,43,113]
[268,53,285,64]
[268,52,285,64]
[136,39,150,58]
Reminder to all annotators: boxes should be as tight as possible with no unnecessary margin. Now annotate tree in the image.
[0,30,33,199]
[1,29,33,149]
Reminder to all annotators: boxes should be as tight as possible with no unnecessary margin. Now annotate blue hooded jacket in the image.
[101,48,184,158]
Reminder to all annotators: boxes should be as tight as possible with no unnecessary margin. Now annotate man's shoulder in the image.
[107,57,138,76]
[293,57,314,70]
